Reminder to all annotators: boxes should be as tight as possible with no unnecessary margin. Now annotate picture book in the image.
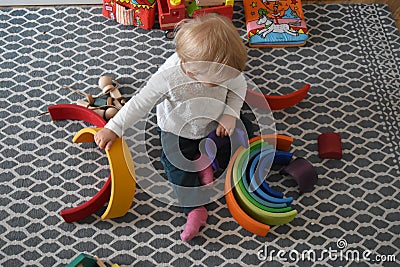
[243,0,309,47]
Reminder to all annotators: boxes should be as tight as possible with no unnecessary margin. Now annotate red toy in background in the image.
[102,0,157,30]
[103,0,234,31]
[156,0,234,31]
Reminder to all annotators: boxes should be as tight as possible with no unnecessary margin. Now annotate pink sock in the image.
[194,154,214,186]
[180,206,208,242]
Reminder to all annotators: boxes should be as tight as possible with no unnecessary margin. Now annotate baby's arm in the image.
[94,128,117,150]
[95,70,169,149]
[217,74,247,136]
[217,114,236,137]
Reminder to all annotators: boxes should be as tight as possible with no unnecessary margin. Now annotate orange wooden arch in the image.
[225,147,270,236]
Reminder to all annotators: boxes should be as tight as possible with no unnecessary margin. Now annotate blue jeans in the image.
[157,116,253,214]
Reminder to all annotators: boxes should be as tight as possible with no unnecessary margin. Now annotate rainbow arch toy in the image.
[73,127,136,220]
[48,104,136,222]
[225,134,305,236]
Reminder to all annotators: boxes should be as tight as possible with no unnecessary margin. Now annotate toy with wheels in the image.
[157,0,234,38]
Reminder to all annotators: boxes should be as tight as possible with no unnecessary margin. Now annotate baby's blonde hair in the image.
[174,14,247,72]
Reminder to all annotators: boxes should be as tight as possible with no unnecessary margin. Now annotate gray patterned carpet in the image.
[1,3,399,267]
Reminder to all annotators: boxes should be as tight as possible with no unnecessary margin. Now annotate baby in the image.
[94,14,248,242]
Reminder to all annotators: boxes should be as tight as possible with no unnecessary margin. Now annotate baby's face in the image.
[181,61,239,87]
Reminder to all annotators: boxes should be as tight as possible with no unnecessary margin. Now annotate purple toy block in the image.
[280,158,318,193]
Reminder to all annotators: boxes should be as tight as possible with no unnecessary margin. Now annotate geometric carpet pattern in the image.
[0,4,399,266]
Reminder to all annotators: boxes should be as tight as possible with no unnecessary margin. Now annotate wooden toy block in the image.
[67,254,108,267]
[98,76,125,103]
[232,147,297,225]
[318,132,342,159]
[241,141,292,209]
[249,134,294,152]
[245,83,310,111]
[48,105,136,222]
[48,104,113,223]
[66,253,98,267]
[60,176,112,223]
[204,128,248,172]
[225,147,270,236]
[248,142,285,199]
[73,127,136,220]
[113,99,124,109]
[48,104,106,128]
[280,158,318,193]
[76,99,106,118]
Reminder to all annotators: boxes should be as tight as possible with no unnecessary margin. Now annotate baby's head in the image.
[174,14,247,86]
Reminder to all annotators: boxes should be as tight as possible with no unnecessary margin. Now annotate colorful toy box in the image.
[156,0,234,31]
[243,0,308,47]
[103,0,156,30]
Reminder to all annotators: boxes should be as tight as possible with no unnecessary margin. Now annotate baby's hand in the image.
[94,128,117,150]
[217,114,236,137]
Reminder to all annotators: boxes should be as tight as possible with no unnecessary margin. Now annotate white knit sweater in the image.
[105,53,247,139]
